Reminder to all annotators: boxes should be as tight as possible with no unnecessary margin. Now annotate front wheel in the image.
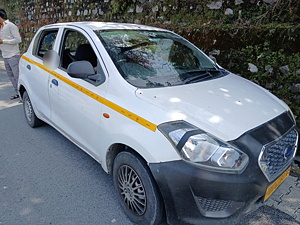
[113,151,164,225]
[22,91,43,128]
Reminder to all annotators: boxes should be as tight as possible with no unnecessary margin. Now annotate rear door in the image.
[22,29,59,121]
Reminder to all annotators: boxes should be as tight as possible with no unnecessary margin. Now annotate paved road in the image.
[0,63,299,225]
[0,66,133,224]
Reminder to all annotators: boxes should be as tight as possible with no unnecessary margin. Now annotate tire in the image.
[113,151,164,225]
[22,91,43,128]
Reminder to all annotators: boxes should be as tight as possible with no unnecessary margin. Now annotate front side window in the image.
[59,29,104,86]
[60,30,95,69]
[95,30,224,88]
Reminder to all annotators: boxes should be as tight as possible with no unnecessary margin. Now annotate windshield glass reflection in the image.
[95,30,225,88]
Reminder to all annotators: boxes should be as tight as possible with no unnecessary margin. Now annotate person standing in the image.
[0,9,21,100]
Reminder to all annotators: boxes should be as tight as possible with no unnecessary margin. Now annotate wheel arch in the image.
[18,85,26,99]
[105,143,147,174]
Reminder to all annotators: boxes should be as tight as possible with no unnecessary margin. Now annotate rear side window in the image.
[33,29,58,58]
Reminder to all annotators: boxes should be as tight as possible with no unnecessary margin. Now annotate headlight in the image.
[158,121,249,173]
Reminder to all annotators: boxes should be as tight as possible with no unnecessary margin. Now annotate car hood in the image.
[135,74,288,141]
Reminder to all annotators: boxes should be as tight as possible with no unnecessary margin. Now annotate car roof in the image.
[42,21,169,32]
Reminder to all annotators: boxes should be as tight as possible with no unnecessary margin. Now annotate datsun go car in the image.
[18,22,298,225]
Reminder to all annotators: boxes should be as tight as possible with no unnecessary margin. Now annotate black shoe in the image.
[10,94,19,100]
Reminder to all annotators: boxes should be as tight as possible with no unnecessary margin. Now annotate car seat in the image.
[75,44,97,67]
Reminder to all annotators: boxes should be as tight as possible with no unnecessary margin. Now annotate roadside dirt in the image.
[291,159,300,178]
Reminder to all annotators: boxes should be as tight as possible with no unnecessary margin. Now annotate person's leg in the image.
[8,55,20,93]
[4,55,20,98]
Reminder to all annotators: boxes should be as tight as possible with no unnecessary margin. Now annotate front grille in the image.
[259,128,298,181]
[196,196,244,218]
[197,197,234,212]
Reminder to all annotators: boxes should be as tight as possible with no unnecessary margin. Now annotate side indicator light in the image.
[103,113,110,118]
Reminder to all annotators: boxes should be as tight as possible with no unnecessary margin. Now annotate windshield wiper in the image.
[181,70,216,84]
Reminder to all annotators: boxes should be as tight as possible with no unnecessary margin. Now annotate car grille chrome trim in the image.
[258,128,298,182]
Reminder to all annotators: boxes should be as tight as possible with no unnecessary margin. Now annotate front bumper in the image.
[150,111,297,225]
[150,160,269,225]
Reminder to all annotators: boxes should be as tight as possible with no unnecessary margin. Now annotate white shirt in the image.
[0,20,21,58]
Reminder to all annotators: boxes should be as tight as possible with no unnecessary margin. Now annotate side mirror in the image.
[67,61,106,85]
[67,61,95,78]
[43,50,59,70]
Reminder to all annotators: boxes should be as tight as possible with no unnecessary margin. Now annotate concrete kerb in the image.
[0,55,299,223]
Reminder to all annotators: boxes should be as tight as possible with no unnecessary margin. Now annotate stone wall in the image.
[0,0,299,127]
[1,0,299,52]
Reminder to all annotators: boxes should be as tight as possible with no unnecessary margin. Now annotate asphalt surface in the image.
[0,58,299,225]
[0,61,133,224]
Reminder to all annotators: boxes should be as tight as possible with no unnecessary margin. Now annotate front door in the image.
[49,28,108,156]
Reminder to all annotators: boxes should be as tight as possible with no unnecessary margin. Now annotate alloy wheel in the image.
[117,165,147,216]
[24,97,33,122]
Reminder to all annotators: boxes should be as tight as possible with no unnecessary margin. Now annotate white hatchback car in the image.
[18,22,298,225]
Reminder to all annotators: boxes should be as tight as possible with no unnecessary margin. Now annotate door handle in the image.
[26,64,31,70]
[51,79,58,86]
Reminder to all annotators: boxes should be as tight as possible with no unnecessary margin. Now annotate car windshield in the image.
[95,30,225,88]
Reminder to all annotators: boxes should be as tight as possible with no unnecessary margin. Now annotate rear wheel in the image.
[22,91,43,128]
[113,151,164,225]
